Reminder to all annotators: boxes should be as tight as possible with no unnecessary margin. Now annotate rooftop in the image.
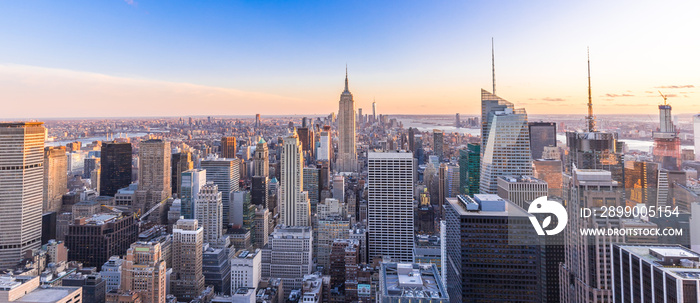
[380,263,448,300]
[447,195,531,218]
[618,244,700,280]
[15,287,81,302]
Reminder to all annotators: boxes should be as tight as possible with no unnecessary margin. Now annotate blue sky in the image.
[0,0,698,118]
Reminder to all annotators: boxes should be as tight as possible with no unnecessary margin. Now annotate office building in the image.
[221,136,237,159]
[251,176,269,209]
[612,244,700,302]
[433,130,444,159]
[253,138,269,178]
[203,244,232,295]
[102,256,123,292]
[196,182,223,244]
[0,122,45,269]
[496,175,548,208]
[479,93,532,194]
[253,207,269,249]
[171,219,205,302]
[445,194,541,302]
[121,242,167,303]
[565,131,624,184]
[560,169,626,303]
[62,273,107,303]
[43,146,68,213]
[332,174,345,203]
[100,142,132,197]
[230,249,261,291]
[458,143,480,196]
[378,263,449,303]
[65,212,137,268]
[135,139,171,213]
[171,151,193,198]
[533,159,564,198]
[337,70,357,173]
[297,126,315,157]
[201,157,240,227]
[317,128,331,161]
[303,167,320,212]
[180,169,206,220]
[280,130,310,227]
[317,215,351,274]
[0,275,82,303]
[367,151,414,263]
[528,122,557,160]
[261,226,313,296]
[329,239,360,302]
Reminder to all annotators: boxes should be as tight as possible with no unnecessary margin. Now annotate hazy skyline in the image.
[1,0,698,118]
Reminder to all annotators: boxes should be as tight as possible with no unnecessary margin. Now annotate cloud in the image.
[655,85,695,89]
[124,0,137,6]
[603,93,634,98]
[541,97,565,102]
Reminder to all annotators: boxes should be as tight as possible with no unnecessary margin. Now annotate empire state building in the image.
[337,69,357,173]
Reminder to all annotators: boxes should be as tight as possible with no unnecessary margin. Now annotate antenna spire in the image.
[344,64,349,92]
[586,47,596,132]
[491,37,496,95]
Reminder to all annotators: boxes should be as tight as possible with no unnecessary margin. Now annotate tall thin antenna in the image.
[492,37,496,95]
[586,47,596,132]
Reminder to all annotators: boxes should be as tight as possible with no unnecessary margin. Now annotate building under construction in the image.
[652,92,681,170]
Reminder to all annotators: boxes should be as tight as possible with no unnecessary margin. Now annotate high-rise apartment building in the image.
[367,151,414,263]
[480,91,532,194]
[136,139,171,213]
[100,142,132,197]
[221,136,237,159]
[201,157,240,227]
[43,146,67,213]
[171,151,193,197]
[0,122,45,269]
[261,226,313,296]
[196,182,223,244]
[171,219,205,302]
[337,70,357,172]
[254,138,269,177]
[445,195,541,303]
[121,242,167,303]
[612,244,700,302]
[180,168,206,220]
[280,130,310,227]
[653,100,681,170]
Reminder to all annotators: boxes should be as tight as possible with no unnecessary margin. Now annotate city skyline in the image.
[1,1,699,118]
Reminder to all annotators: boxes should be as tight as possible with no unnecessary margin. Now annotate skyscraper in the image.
[337,69,357,173]
[100,142,132,197]
[653,97,681,170]
[479,91,533,194]
[43,146,67,213]
[367,151,414,263]
[253,138,269,177]
[221,136,237,159]
[171,151,193,197]
[317,127,331,161]
[136,139,171,213]
[433,129,444,159]
[528,122,557,160]
[0,122,45,269]
[171,219,205,301]
[201,157,240,227]
[445,195,541,303]
[121,241,167,303]
[280,130,310,227]
[180,168,206,220]
[481,89,514,155]
[261,226,313,296]
[458,143,480,196]
[196,182,223,244]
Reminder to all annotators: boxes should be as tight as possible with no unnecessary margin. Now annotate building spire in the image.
[344,64,349,93]
[492,37,496,95]
[586,47,596,132]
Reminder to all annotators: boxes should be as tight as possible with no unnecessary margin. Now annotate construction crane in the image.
[658,90,668,105]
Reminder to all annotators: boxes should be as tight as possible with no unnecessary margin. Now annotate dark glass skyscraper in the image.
[458,143,480,196]
[528,121,556,160]
[100,142,132,197]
